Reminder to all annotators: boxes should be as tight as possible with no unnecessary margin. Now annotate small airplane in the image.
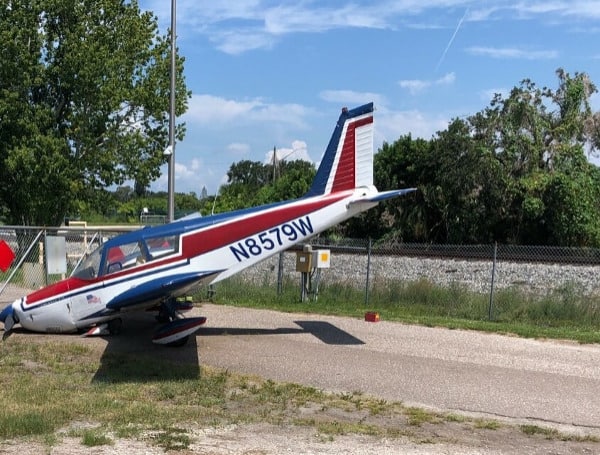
[0,102,415,346]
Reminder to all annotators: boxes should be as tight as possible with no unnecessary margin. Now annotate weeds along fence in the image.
[2,225,600,318]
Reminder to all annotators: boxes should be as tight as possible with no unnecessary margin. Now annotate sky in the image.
[137,0,600,196]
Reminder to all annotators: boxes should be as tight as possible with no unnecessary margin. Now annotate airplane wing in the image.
[106,270,222,310]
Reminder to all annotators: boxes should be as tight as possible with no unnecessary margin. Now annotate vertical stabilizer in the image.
[305,103,374,197]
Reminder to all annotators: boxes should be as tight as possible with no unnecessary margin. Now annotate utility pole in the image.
[272,146,277,182]
[167,0,176,222]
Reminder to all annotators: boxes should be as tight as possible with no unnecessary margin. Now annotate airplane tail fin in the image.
[305,103,374,197]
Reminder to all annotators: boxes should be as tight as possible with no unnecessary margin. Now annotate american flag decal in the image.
[86,294,101,304]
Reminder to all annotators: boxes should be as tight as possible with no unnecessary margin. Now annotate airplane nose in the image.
[0,304,12,323]
[0,304,16,340]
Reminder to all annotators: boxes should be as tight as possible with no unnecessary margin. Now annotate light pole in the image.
[167,0,176,222]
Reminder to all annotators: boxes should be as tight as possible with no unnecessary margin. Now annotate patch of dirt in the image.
[0,421,598,455]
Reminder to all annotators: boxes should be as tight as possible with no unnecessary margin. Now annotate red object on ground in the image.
[0,240,15,272]
[364,311,380,322]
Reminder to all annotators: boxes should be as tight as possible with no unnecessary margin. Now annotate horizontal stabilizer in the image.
[153,317,207,345]
[83,323,110,337]
[349,188,417,205]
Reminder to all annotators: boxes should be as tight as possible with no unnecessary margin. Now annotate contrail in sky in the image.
[435,7,469,72]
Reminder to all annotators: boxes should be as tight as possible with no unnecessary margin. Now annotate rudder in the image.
[305,103,374,197]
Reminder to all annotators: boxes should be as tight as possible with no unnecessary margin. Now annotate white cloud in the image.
[150,158,205,193]
[377,109,451,144]
[264,140,312,164]
[566,2,600,18]
[183,94,311,129]
[184,95,261,124]
[398,73,456,95]
[143,0,484,55]
[466,46,558,60]
[437,72,456,85]
[145,1,395,54]
[227,142,251,157]
[467,2,600,22]
[212,31,274,55]
[141,0,600,55]
[398,79,431,95]
[319,89,387,107]
[175,161,197,179]
[173,159,231,195]
[510,1,600,19]
[168,95,319,195]
[263,4,388,35]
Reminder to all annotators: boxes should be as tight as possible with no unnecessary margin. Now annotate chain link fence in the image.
[238,238,600,314]
[3,226,600,315]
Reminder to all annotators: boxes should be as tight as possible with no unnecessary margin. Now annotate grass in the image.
[0,328,597,450]
[208,276,600,344]
[81,429,113,447]
[405,407,442,426]
[0,338,440,447]
[520,425,599,442]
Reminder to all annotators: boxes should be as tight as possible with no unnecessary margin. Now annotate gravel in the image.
[237,251,600,295]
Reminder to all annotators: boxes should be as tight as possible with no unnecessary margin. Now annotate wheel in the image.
[155,313,170,323]
[165,335,189,348]
[108,318,122,335]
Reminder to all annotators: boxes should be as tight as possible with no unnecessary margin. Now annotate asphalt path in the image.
[2,281,599,435]
[196,304,600,432]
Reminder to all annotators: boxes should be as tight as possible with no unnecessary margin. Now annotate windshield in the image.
[72,244,104,280]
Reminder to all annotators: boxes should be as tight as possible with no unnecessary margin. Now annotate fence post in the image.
[277,251,284,295]
[488,242,497,320]
[365,238,372,306]
[43,229,48,287]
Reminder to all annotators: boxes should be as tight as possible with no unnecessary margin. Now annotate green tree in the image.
[217,160,270,210]
[215,159,315,212]
[0,0,189,226]
[543,170,600,246]
[114,186,135,204]
[362,69,600,246]
[428,119,509,243]
[344,135,429,241]
[468,69,600,245]
[255,160,316,204]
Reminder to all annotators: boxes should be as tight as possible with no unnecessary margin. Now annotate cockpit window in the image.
[104,242,146,274]
[71,233,181,279]
[72,245,103,280]
[146,235,179,258]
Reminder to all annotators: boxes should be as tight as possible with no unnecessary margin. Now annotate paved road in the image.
[2,285,599,433]
[196,304,600,431]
